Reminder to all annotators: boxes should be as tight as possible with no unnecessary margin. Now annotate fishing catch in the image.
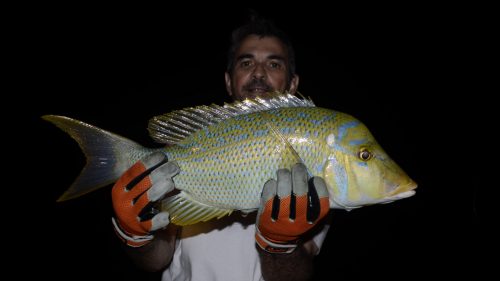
[44,93,417,226]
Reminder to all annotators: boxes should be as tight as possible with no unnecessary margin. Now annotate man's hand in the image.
[256,163,329,254]
[111,152,180,247]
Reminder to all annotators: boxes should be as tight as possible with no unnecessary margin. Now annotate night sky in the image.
[21,6,484,281]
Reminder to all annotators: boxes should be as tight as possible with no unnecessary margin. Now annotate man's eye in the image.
[240,61,252,67]
[269,62,282,69]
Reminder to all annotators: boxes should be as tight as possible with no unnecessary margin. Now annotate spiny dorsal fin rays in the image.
[148,92,315,145]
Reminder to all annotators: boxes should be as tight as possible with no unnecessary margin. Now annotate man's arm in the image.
[259,239,318,281]
[255,164,330,281]
[111,152,181,272]
[123,225,178,272]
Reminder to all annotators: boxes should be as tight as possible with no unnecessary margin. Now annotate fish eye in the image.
[358,148,373,161]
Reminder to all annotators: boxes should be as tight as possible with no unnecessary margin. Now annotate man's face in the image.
[225,35,299,101]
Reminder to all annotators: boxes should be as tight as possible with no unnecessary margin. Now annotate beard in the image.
[242,79,272,94]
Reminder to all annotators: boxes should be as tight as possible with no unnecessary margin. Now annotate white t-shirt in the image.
[161,213,330,281]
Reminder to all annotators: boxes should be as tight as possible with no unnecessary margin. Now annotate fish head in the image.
[322,114,417,210]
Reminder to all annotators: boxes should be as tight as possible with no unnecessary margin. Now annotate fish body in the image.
[44,94,417,225]
[166,106,332,212]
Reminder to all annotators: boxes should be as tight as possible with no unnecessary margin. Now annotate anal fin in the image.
[160,192,233,226]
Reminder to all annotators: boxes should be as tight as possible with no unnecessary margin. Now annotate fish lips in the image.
[389,179,418,195]
[380,180,418,204]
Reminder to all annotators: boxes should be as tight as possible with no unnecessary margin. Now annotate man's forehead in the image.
[236,35,288,58]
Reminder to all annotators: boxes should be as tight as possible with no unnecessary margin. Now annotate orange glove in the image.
[256,163,330,254]
[111,152,180,247]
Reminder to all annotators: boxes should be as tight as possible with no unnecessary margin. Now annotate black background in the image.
[15,5,486,281]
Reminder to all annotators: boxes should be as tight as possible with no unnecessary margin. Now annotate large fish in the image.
[44,93,417,225]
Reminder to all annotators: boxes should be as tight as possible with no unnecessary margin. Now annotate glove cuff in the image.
[255,229,298,254]
[112,217,154,247]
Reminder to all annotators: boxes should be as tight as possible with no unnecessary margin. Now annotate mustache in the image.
[242,79,272,92]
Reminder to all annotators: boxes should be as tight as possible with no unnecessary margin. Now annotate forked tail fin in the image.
[43,115,156,201]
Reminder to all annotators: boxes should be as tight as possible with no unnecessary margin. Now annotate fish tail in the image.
[43,115,156,202]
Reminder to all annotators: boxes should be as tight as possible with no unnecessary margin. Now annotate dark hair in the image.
[226,17,296,83]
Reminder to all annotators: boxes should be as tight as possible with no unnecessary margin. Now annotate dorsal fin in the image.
[148,92,315,144]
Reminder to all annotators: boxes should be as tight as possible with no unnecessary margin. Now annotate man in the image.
[111,18,331,281]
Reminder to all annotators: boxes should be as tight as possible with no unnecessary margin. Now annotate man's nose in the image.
[252,63,266,79]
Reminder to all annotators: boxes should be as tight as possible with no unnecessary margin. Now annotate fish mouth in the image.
[386,179,418,197]
[386,190,416,200]
[378,181,417,204]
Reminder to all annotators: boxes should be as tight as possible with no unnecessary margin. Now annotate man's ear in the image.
[225,72,233,97]
[289,74,299,94]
